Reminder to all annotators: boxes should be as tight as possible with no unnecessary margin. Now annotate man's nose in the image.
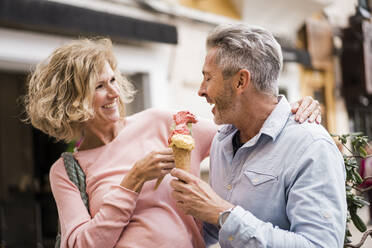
[198,83,206,97]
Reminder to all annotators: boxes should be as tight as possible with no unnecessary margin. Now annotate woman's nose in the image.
[107,84,119,98]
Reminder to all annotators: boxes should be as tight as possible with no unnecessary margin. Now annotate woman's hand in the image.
[121,149,175,193]
[291,96,322,124]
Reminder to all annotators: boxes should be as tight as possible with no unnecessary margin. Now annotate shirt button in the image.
[252,178,259,183]
[226,184,232,190]
[323,212,331,219]
[228,235,234,241]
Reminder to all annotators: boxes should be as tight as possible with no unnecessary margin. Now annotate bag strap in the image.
[61,152,90,211]
[55,152,89,248]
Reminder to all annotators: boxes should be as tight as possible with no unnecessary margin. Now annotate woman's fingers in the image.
[316,114,322,124]
[295,97,321,123]
[159,161,175,174]
[308,106,321,123]
[290,101,300,114]
[300,100,317,123]
[295,96,311,121]
[156,148,174,155]
[150,149,174,163]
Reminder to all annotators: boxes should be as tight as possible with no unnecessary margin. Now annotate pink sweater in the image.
[50,108,217,248]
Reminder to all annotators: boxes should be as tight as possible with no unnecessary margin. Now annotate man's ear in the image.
[235,69,250,94]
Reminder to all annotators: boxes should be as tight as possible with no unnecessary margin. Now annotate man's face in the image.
[198,47,236,125]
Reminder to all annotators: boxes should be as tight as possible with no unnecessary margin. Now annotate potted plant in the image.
[332,133,372,247]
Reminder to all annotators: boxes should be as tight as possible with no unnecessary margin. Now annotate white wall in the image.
[239,0,334,41]
[0,28,68,72]
[167,20,215,119]
[325,0,357,27]
[0,27,173,109]
[113,42,173,108]
[279,63,302,102]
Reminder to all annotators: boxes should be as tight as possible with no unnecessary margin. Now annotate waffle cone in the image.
[154,175,165,190]
[172,145,191,171]
[154,145,191,190]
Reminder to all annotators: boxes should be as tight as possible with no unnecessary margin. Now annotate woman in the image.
[24,38,320,247]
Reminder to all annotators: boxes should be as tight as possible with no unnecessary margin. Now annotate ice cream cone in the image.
[154,175,165,190]
[172,145,191,172]
[154,110,197,190]
[154,145,191,190]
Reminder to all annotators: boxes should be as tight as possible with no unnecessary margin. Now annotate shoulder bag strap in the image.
[55,152,90,248]
[61,152,90,211]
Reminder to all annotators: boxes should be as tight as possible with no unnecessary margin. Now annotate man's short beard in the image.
[213,79,236,125]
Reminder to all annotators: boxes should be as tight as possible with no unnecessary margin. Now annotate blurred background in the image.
[0,0,371,247]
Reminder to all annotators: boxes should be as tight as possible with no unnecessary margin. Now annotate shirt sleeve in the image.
[218,139,347,248]
[50,159,139,248]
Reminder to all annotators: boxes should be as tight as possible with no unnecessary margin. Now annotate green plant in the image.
[332,133,372,247]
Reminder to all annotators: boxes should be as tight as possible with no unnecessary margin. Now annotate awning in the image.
[0,0,178,44]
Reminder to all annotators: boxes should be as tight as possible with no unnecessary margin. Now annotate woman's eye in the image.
[95,84,103,90]
[110,77,116,83]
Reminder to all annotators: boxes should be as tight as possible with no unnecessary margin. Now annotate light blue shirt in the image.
[204,96,347,248]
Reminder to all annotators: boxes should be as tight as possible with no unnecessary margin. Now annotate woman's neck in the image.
[78,120,125,151]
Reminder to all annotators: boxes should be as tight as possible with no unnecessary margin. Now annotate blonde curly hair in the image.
[24,38,135,142]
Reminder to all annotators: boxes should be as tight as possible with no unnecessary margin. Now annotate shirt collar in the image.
[217,95,291,142]
[259,95,291,141]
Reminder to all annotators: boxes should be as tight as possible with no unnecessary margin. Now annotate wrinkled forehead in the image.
[203,47,221,70]
[205,47,219,63]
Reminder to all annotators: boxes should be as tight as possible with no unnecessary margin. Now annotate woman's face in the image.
[90,62,121,127]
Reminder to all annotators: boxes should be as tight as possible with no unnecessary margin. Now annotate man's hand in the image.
[291,96,321,124]
[170,168,234,225]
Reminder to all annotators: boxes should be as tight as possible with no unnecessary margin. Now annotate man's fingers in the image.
[175,201,188,213]
[171,189,186,200]
[170,178,189,193]
[170,168,195,183]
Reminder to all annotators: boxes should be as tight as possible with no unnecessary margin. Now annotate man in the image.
[170,24,346,248]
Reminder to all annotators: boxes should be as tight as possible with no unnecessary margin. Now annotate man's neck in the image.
[234,92,278,143]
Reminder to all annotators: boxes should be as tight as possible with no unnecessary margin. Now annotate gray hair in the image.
[206,24,283,95]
